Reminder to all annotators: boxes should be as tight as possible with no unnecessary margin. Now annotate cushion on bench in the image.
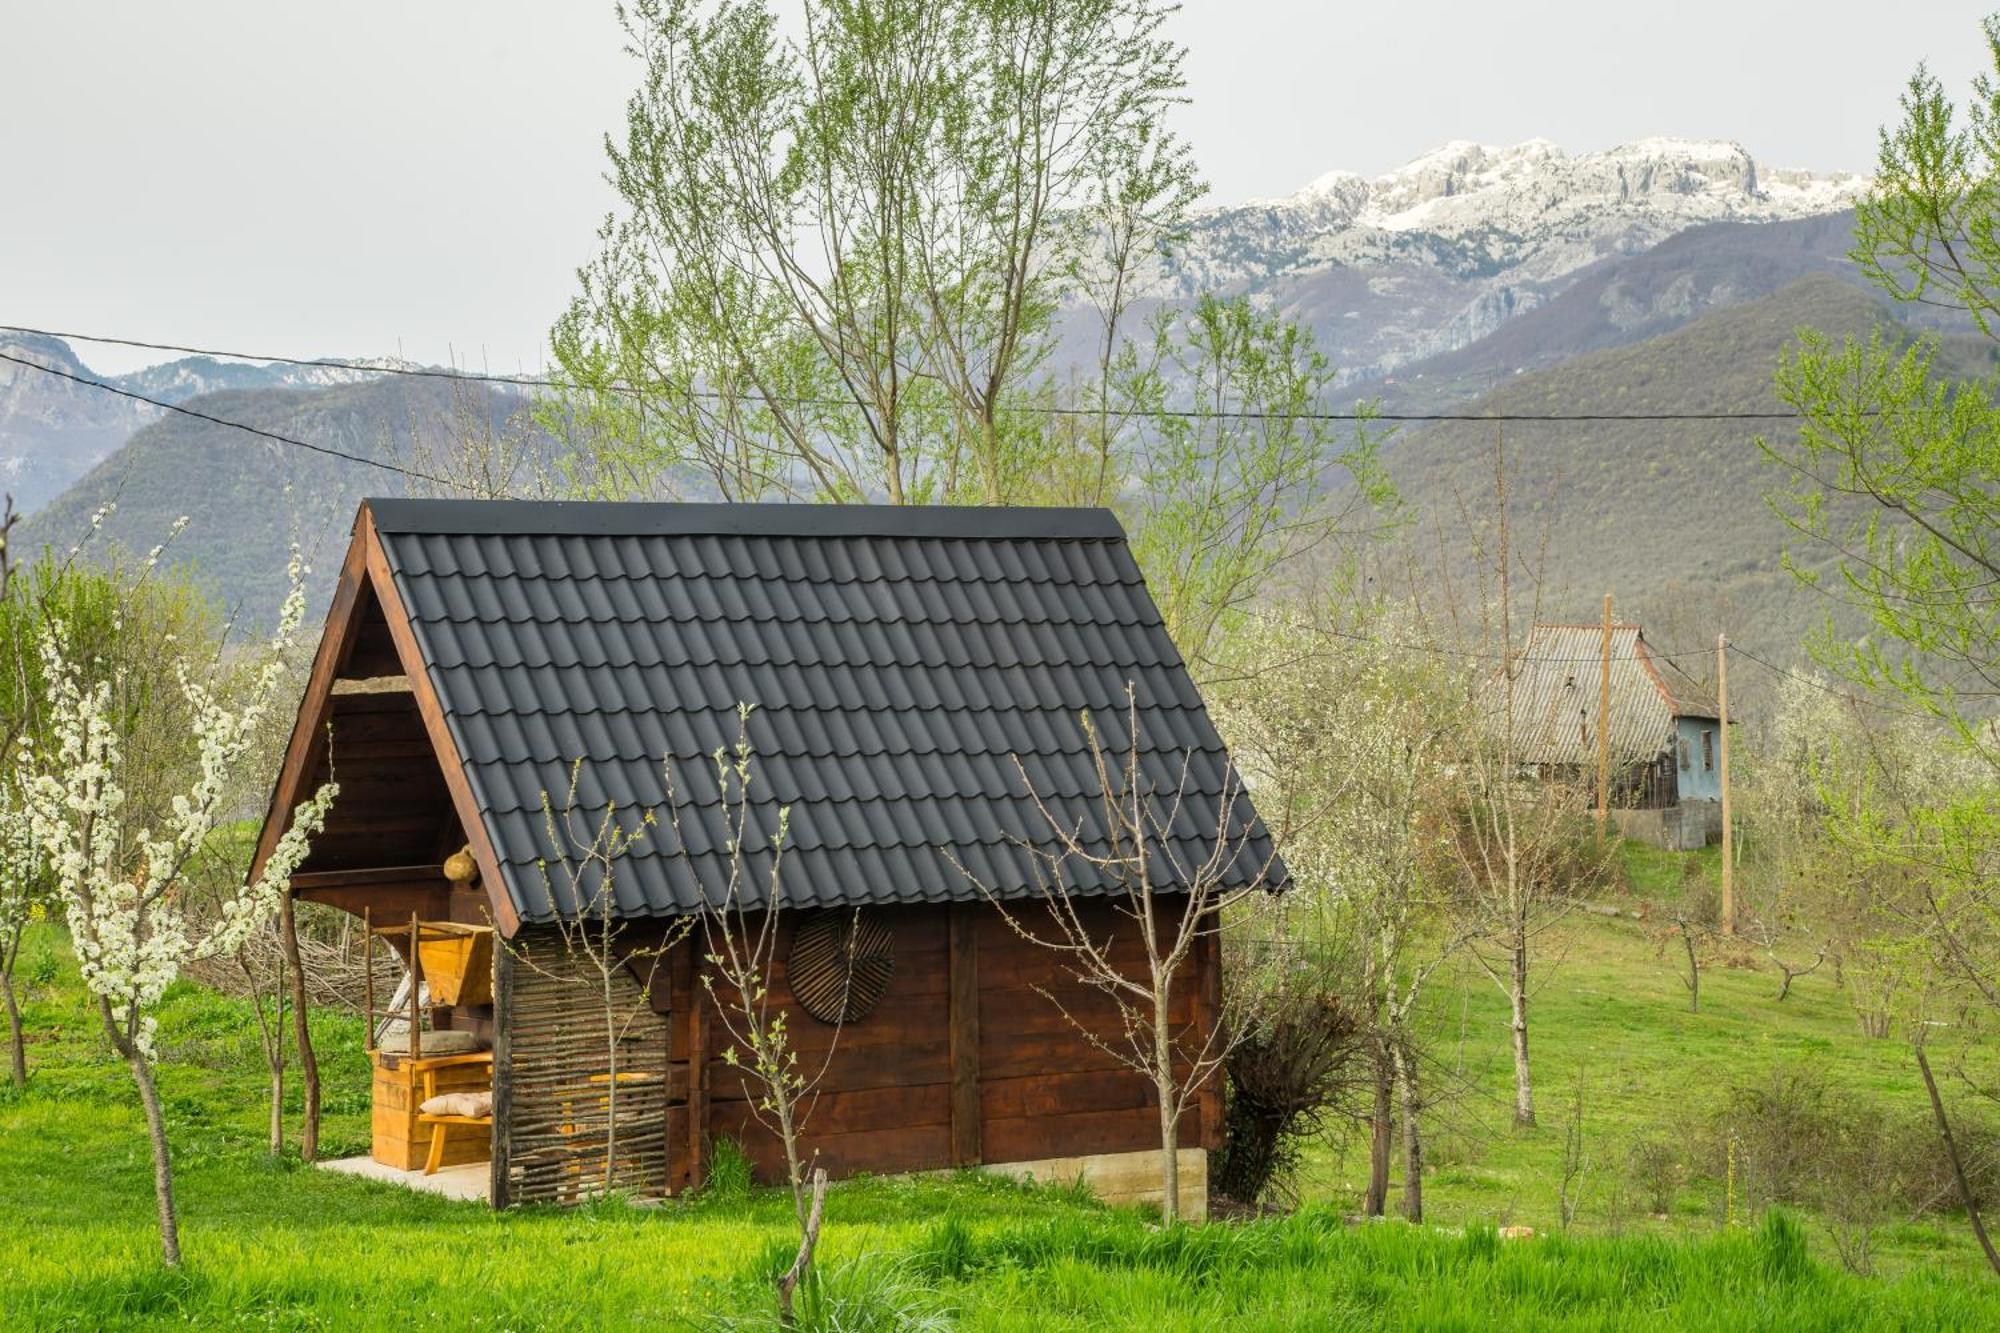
[419,1090,493,1119]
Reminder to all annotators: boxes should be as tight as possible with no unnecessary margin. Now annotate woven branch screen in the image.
[502,932,673,1205]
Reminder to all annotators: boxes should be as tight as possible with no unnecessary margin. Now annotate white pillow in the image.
[419,1090,493,1118]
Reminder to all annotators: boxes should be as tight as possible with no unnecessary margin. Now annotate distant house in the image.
[1482,622,1722,850]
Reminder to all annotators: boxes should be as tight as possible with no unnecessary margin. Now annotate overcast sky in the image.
[1,2,1986,375]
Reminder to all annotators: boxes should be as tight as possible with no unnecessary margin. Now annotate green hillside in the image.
[13,376,519,627]
[1377,274,2000,683]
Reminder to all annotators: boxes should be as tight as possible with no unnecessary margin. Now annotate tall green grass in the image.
[888,1206,1998,1331]
[6,909,1999,1329]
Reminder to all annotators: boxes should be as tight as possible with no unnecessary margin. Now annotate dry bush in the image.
[1626,1136,1688,1216]
[1214,981,1365,1206]
[1675,1062,2000,1260]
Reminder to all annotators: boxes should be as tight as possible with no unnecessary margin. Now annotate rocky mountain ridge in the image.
[1154,138,1866,380]
[0,331,445,514]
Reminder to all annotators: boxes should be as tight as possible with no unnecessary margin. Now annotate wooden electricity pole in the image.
[1596,594,1612,845]
[1717,632,1734,936]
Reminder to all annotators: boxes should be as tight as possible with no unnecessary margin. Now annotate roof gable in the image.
[341,499,1276,928]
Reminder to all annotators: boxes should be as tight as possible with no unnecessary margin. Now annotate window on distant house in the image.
[1702,729,1715,772]
[1679,739,1691,770]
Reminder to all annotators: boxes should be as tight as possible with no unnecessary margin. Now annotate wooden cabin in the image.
[248,499,1280,1216]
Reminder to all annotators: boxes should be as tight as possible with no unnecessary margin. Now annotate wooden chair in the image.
[413,1052,495,1175]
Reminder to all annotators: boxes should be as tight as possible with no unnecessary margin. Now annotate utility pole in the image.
[1717,632,1734,936]
[1596,593,1612,847]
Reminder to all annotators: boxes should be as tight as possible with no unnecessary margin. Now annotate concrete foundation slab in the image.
[320,1154,491,1203]
[983,1147,1207,1220]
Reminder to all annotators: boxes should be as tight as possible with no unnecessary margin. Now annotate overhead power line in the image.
[5,344,1937,716]
[0,323,572,396]
[1,321,1828,425]
[0,350,450,488]
[7,328,1928,712]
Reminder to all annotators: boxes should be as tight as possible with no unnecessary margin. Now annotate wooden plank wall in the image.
[500,929,674,1205]
[678,896,1219,1188]
[306,692,458,874]
[698,905,954,1181]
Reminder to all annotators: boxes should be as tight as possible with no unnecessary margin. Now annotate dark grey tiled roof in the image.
[369,499,1280,924]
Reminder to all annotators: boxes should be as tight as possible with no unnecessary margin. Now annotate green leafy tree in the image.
[1764,18,2000,1272]
[551,1,1393,674]
[1116,297,1393,672]
[553,0,1194,507]
[1766,17,2000,768]
[1763,19,2000,1010]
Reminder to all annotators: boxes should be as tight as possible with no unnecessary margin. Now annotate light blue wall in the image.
[1673,716,1723,802]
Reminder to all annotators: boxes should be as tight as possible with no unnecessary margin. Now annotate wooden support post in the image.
[409,913,423,1061]
[489,936,514,1209]
[1195,917,1224,1151]
[1596,593,1613,846]
[362,905,374,1052]
[687,966,709,1191]
[947,903,982,1167]
[1718,633,1734,936]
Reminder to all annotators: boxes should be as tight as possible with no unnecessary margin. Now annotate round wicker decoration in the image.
[788,910,894,1025]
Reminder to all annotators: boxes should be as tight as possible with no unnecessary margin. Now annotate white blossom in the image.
[22,546,335,1062]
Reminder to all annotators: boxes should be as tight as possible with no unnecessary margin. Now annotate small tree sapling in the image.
[514,759,689,1196]
[20,547,336,1266]
[678,707,842,1325]
[959,684,1280,1223]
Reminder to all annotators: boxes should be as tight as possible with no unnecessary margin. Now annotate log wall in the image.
[489,897,1222,1205]
[672,896,1218,1190]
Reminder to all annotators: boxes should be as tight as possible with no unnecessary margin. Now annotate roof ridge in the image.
[365,498,1127,542]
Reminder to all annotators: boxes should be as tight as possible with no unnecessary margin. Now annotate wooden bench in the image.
[413,1052,495,1175]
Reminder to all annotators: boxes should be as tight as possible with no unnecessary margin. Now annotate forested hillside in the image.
[1374,274,2000,679]
[13,376,520,625]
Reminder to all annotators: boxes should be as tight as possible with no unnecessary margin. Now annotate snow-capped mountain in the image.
[0,334,156,514]
[0,333,448,515]
[112,354,431,404]
[1146,138,1866,380]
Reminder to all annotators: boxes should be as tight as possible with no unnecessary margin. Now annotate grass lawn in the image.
[3,836,1998,1329]
[1300,842,1998,1279]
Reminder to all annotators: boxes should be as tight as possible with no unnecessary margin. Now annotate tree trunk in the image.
[268,1063,284,1157]
[1157,1070,1181,1224]
[279,894,319,1162]
[1392,1037,1423,1223]
[1365,1040,1392,1216]
[1509,942,1535,1128]
[1917,1045,2000,1276]
[2,967,25,1089]
[775,1166,829,1327]
[120,1030,182,1267]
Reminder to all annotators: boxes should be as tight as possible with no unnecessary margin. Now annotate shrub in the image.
[1685,1061,2000,1250]
[703,1136,755,1201]
[1627,1136,1686,1216]
[1213,983,1362,1205]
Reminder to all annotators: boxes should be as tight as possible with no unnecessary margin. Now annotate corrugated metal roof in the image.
[1479,623,1718,768]
[367,499,1281,924]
